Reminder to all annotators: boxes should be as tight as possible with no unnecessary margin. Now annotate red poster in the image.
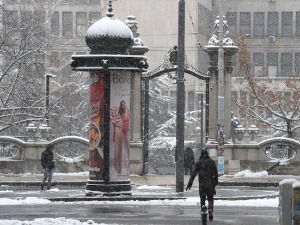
[88,70,105,180]
[109,71,131,181]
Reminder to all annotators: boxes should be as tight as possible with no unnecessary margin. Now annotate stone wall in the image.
[207,137,300,175]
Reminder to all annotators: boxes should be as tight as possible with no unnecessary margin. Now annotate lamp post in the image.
[44,74,56,125]
[176,0,185,193]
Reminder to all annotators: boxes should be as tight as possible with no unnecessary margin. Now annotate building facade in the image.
[2,0,299,141]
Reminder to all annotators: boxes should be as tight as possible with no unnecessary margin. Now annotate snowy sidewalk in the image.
[0,170,285,202]
[0,171,299,187]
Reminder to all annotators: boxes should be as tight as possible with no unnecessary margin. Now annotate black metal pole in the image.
[45,75,50,124]
[205,78,210,143]
[103,69,111,183]
[143,78,149,175]
[200,93,203,148]
[176,0,185,193]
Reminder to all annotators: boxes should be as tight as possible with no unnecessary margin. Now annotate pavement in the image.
[0,173,299,187]
[0,173,296,202]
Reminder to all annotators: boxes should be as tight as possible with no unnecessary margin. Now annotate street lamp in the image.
[44,74,56,125]
[176,0,185,193]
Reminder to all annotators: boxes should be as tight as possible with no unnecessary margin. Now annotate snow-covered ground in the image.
[0,170,280,225]
[0,196,279,225]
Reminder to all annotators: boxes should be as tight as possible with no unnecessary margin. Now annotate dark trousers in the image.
[200,194,214,212]
[41,168,54,189]
[184,164,193,175]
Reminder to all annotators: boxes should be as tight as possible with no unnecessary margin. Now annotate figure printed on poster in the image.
[88,71,105,180]
[110,100,130,174]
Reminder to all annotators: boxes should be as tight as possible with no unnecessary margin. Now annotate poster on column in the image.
[109,71,131,181]
[88,70,105,180]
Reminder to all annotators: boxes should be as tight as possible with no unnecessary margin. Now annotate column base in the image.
[85,180,131,196]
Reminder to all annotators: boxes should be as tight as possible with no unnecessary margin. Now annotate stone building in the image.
[2,0,299,142]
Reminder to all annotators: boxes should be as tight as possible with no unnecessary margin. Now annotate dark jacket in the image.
[41,149,55,170]
[184,147,195,166]
[187,155,218,196]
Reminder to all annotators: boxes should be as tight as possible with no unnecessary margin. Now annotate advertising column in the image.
[109,71,131,182]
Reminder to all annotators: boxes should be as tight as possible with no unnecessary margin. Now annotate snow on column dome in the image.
[85,1,134,54]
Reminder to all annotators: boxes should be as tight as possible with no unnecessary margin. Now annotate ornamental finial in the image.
[106,1,114,18]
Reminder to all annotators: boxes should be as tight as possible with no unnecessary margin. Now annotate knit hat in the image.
[46,144,54,151]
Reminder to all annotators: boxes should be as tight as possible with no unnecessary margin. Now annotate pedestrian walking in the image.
[186,148,218,221]
[184,147,195,175]
[41,144,55,190]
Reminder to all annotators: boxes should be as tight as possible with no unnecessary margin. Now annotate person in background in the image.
[186,148,218,221]
[41,144,55,190]
[184,147,195,175]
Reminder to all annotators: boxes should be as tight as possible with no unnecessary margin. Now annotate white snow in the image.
[58,155,85,163]
[87,17,133,38]
[233,169,268,178]
[55,171,88,176]
[0,171,280,225]
[292,181,300,188]
[279,179,297,185]
[0,218,112,225]
[0,195,278,207]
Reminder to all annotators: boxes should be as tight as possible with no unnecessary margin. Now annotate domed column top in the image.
[85,1,134,54]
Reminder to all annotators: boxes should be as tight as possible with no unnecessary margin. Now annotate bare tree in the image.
[0,4,48,135]
[234,36,300,139]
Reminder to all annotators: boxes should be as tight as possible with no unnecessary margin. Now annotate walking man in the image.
[41,144,55,190]
[186,148,218,221]
[184,147,195,175]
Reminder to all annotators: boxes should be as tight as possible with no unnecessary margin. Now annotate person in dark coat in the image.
[184,147,195,175]
[41,144,55,190]
[186,148,218,221]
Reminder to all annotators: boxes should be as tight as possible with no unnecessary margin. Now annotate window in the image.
[62,12,73,38]
[37,11,46,37]
[240,12,250,35]
[195,92,204,109]
[51,12,59,36]
[249,94,255,107]
[170,91,177,111]
[77,0,88,3]
[48,52,59,68]
[35,53,45,75]
[267,12,278,37]
[296,12,300,37]
[5,10,18,29]
[231,54,237,77]
[239,91,247,117]
[62,0,74,3]
[226,12,237,35]
[187,91,194,111]
[267,53,278,77]
[281,53,292,77]
[282,12,293,37]
[231,91,238,116]
[253,53,264,76]
[89,12,100,24]
[283,91,291,103]
[21,11,32,26]
[61,52,73,75]
[89,0,101,4]
[295,53,300,75]
[254,12,265,37]
[4,0,17,4]
[76,12,87,36]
